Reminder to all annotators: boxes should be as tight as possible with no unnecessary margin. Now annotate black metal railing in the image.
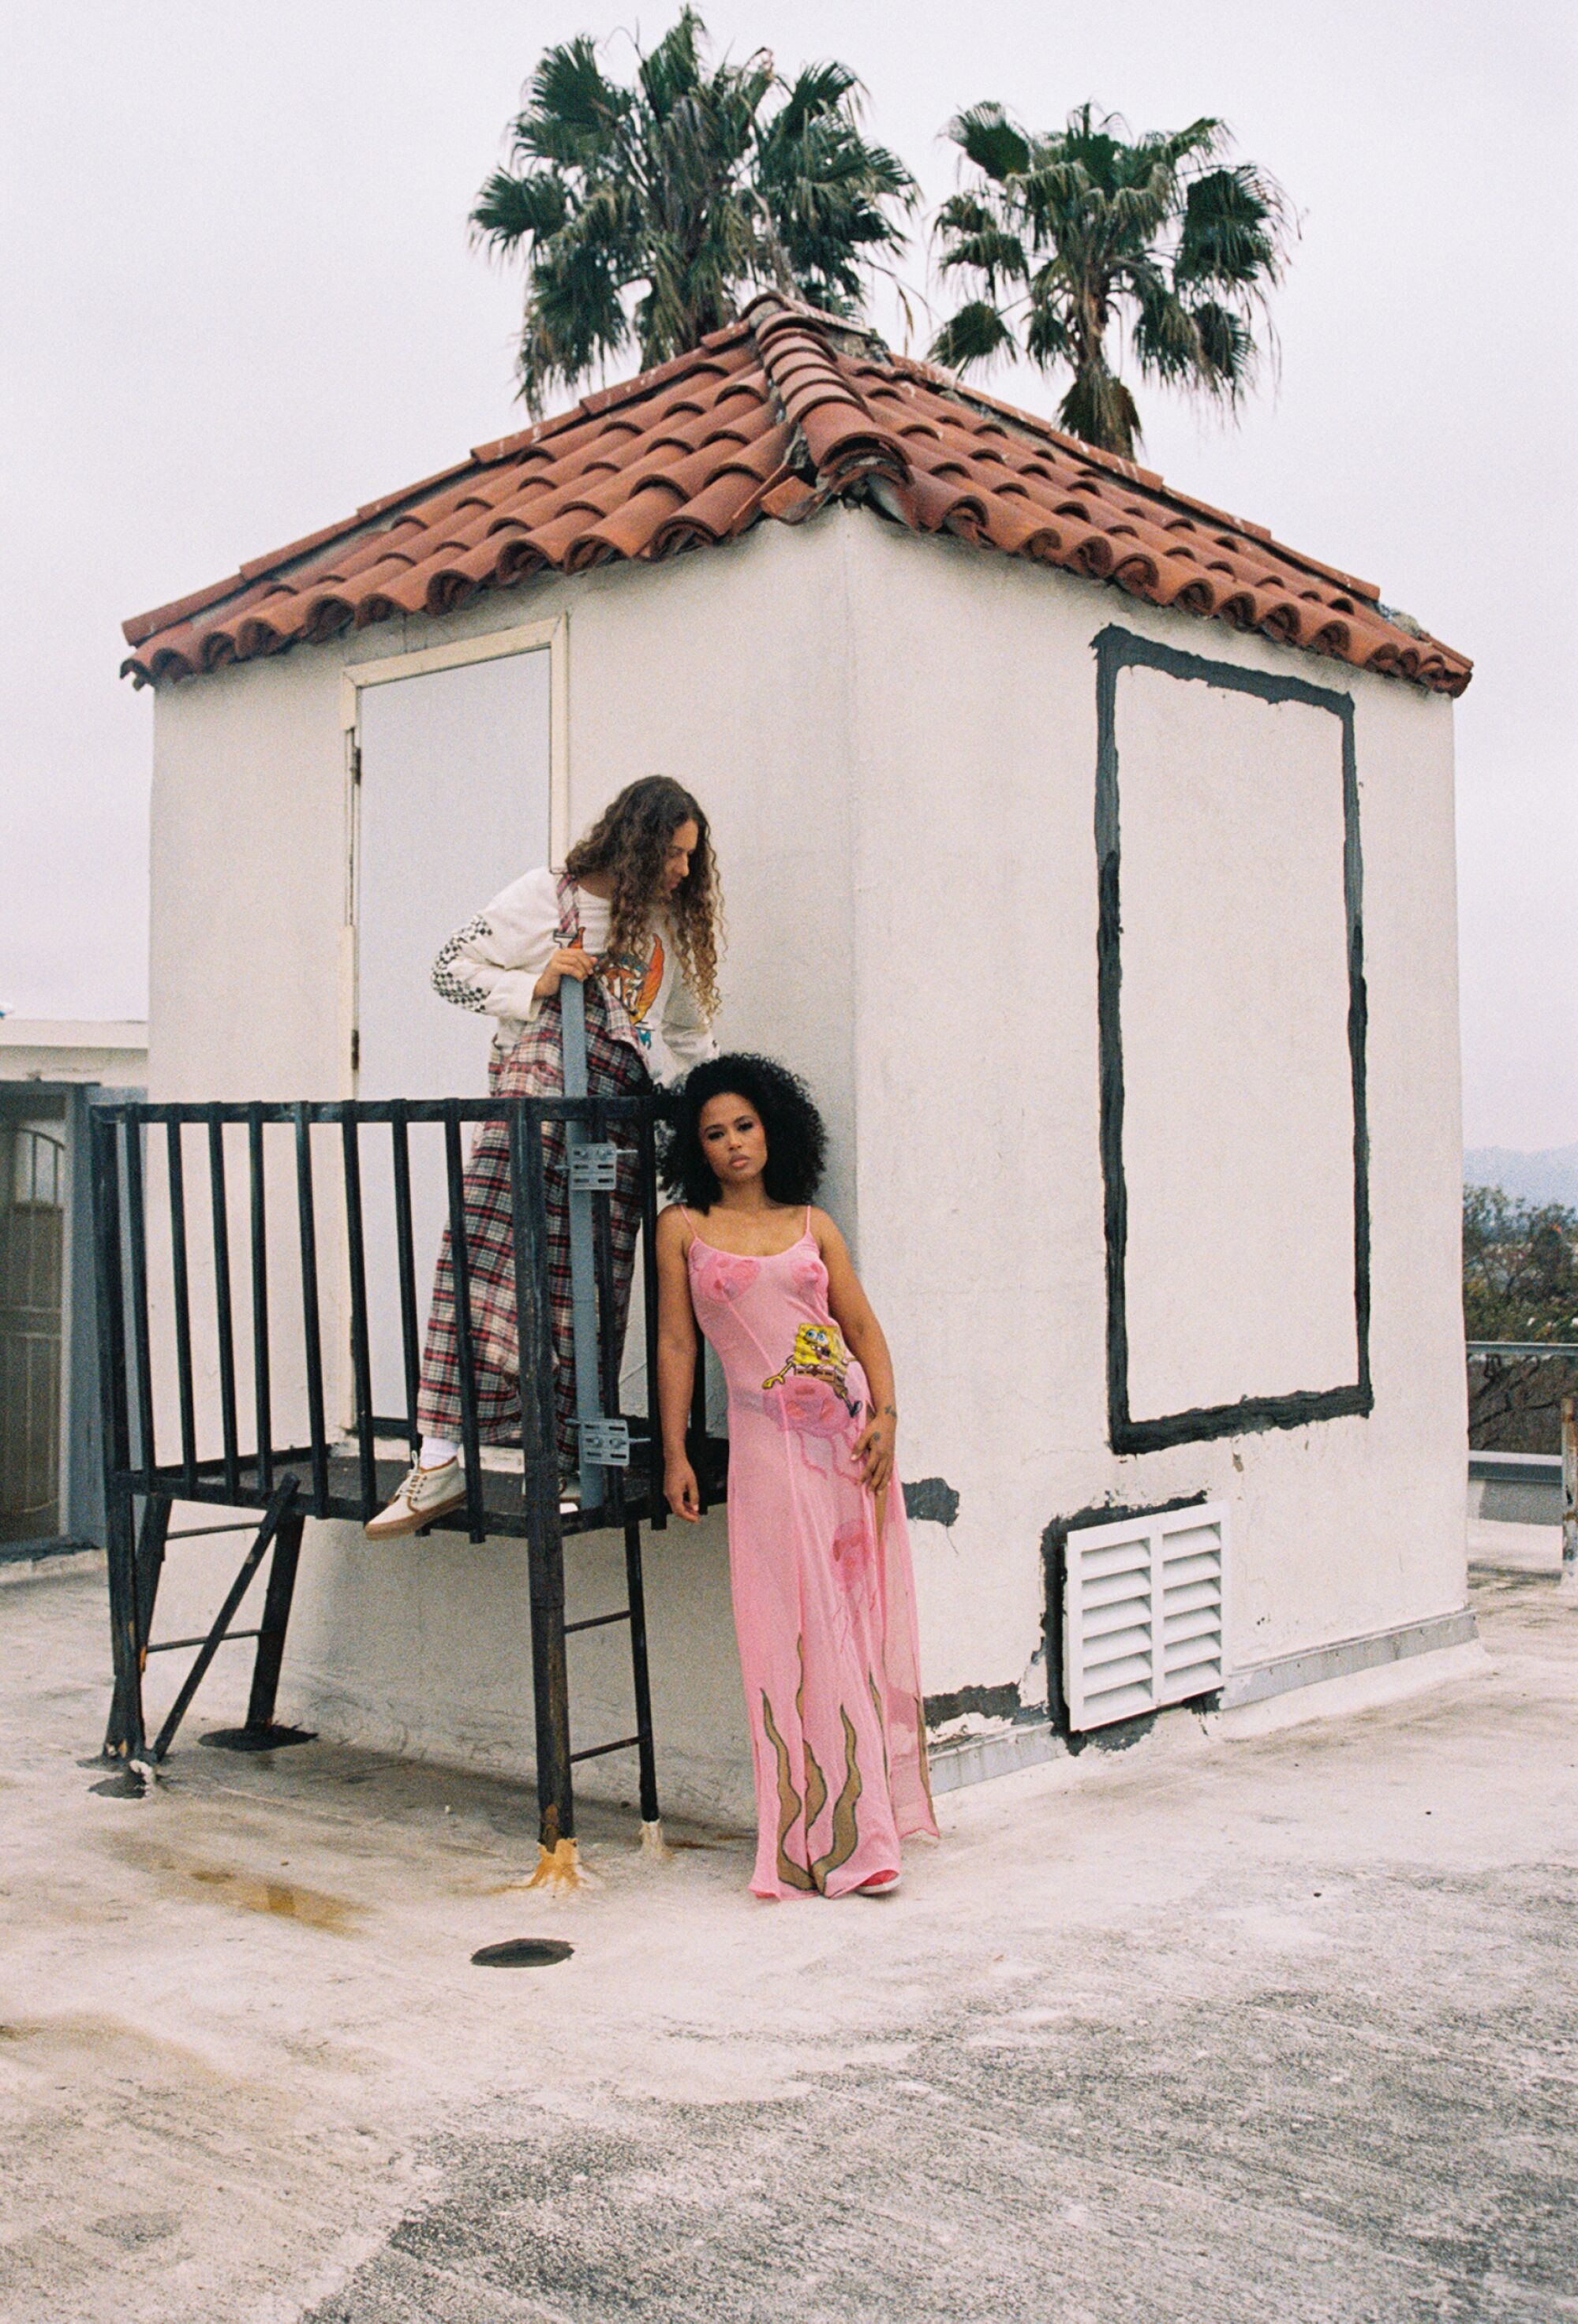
[88,1090,725,1860]
[1467,1339,1577,1583]
[1467,1342,1578,1452]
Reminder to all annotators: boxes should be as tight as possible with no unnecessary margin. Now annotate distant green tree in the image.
[1464,1186,1578,1452]
[1463,1186,1578,1343]
[929,103,1292,458]
[472,7,916,410]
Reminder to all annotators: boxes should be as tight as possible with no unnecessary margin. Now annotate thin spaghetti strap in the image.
[804,1205,813,1241]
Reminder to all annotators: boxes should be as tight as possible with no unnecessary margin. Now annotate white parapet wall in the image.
[0,1020,148,1084]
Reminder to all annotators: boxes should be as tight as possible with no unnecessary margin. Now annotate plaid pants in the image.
[416,991,650,1474]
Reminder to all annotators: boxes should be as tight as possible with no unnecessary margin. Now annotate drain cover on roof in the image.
[470,1937,574,1968]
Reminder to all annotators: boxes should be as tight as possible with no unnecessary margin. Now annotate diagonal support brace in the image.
[150,1477,301,1762]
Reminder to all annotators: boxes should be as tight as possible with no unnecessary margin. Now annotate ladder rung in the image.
[570,1733,641,1764]
[563,1608,631,1636]
[166,1524,259,1541]
[146,1628,263,1655]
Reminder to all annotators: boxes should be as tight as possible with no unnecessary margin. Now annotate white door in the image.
[353,646,553,1430]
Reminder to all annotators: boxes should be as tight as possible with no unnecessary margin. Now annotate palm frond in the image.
[1175,163,1290,290]
[1015,155,1094,237]
[1132,115,1226,174]
[938,188,1003,235]
[510,35,628,166]
[515,230,631,409]
[1105,176,1176,245]
[929,298,1014,372]
[1130,277,1200,383]
[774,59,863,138]
[1023,294,1075,366]
[753,73,915,309]
[637,6,709,121]
[469,169,570,254]
[935,226,1027,284]
[945,102,1032,185]
[1189,298,1255,393]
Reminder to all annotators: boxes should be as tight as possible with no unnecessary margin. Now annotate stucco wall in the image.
[144,518,862,1825]
[141,504,1466,1821]
[841,514,1464,1719]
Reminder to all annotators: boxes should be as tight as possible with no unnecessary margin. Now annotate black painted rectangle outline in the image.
[1094,624,1373,1455]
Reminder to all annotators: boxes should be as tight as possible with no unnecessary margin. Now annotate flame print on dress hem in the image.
[761,1638,865,1894]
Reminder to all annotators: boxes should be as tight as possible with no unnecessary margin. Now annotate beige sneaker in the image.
[365,1459,466,1540]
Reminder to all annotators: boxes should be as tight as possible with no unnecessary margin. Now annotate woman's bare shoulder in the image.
[656,1201,692,1246]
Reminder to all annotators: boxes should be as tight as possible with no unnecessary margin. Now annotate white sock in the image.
[418,1437,459,1470]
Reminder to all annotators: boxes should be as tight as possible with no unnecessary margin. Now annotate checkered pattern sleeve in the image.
[431,917,493,1011]
[428,865,561,1025]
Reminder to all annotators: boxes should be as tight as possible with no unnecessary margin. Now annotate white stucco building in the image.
[120,294,1474,1824]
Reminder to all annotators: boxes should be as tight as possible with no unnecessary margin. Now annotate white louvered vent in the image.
[1063,1502,1228,1732]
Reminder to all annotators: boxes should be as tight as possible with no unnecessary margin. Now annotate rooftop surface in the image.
[1,1521,1569,2321]
[122,295,1470,698]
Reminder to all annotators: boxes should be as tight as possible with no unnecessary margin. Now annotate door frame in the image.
[338,616,569,1097]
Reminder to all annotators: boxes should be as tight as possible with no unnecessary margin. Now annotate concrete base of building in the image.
[929,1606,1484,1797]
[0,1541,105,1586]
[1468,1458,1565,1526]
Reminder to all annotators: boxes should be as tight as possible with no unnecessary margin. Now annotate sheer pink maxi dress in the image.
[683,1210,937,1899]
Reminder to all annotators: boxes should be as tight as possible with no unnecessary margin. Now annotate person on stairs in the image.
[366,775,720,1539]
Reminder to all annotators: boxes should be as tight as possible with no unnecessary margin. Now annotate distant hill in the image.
[1464,1145,1578,1210]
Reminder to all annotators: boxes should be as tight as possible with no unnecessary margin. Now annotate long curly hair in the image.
[664,1054,828,1212]
[564,776,722,1018]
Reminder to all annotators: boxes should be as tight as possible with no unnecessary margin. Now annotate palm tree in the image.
[930,103,1292,459]
[472,9,917,410]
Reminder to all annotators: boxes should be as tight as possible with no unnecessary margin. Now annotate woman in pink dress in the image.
[656,1056,937,1899]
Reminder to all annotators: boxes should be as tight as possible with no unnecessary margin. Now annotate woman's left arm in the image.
[658,954,717,1071]
[817,1213,899,1499]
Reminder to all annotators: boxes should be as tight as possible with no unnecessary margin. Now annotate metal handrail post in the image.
[510,1099,578,1878]
[1562,1396,1577,1589]
[559,973,605,1510]
[89,1110,144,1762]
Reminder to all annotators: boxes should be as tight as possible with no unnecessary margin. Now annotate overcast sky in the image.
[3,1,1573,1147]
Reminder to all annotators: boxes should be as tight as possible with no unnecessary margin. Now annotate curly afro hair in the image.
[664,1054,827,1213]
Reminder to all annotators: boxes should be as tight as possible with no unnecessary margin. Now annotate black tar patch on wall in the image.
[904,1478,961,1526]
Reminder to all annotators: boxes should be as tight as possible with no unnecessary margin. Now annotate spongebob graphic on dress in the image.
[763,1322,865,1422]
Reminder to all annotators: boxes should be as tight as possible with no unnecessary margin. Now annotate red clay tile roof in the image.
[122,294,1470,696]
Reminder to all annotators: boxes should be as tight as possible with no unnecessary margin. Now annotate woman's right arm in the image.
[654,1207,701,1521]
[430,866,593,1020]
